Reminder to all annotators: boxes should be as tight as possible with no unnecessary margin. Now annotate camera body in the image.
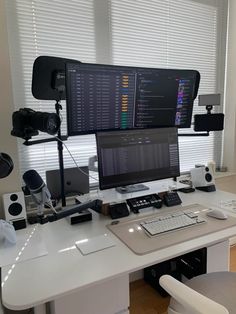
[11,108,61,140]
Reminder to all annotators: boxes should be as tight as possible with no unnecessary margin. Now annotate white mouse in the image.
[206,209,228,220]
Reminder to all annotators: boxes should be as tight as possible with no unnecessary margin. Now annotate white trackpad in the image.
[75,234,115,255]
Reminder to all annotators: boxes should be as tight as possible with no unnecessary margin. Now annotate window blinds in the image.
[5,0,227,181]
[109,0,227,171]
[5,0,98,181]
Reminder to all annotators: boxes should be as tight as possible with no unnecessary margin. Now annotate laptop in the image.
[46,166,89,200]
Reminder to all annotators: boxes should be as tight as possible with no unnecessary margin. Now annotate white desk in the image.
[2,181,236,314]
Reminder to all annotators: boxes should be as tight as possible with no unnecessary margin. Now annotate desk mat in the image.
[107,204,236,255]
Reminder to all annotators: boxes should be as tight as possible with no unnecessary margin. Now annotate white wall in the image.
[223,0,236,171]
[0,0,21,218]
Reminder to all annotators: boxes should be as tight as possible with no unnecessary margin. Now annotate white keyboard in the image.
[140,211,206,236]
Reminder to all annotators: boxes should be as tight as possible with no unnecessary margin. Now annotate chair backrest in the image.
[159,275,229,314]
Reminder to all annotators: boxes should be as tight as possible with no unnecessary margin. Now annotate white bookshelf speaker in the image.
[2,191,27,229]
[190,166,216,192]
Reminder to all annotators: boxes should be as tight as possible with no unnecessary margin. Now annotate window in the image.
[5,0,227,181]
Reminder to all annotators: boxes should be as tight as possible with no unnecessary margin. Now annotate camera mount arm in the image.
[47,199,103,222]
[28,199,103,224]
[23,135,68,146]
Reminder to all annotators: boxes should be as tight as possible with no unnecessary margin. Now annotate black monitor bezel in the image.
[65,62,200,136]
[96,127,180,191]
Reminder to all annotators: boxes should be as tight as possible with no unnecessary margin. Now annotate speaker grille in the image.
[205,173,212,182]
[10,193,18,201]
[8,203,23,216]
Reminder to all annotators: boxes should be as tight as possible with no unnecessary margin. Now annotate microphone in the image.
[23,170,103,224]
[23,169,53,216]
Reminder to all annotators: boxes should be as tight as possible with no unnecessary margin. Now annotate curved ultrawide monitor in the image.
[66,63,200,136]
[96,127,180,191]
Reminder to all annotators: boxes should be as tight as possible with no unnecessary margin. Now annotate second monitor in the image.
[96,127,180,193]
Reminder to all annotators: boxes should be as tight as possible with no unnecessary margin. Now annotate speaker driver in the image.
[205,173,212,182]
[10,193,18,201]
[8,203,23,216]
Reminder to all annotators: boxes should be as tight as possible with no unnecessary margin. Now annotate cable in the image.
[59,112,63,124]
[54,136,99,182]
[45,199,57,213]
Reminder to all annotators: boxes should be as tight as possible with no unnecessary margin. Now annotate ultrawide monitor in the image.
[66,63,200,136]
[96,127,180,191]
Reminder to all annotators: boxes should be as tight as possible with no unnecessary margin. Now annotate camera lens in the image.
[46,114,61,134]
[31,112,61,135]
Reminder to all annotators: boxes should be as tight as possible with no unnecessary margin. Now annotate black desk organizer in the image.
[144,247,207,297]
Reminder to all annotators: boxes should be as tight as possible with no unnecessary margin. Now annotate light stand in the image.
[22,98,67,208]
[206,104,213,114]
[30,55,82,209]
[55,99,66,207]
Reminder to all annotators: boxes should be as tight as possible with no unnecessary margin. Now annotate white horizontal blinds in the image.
[167,0,221,171]
[109,0,226,171]
[5,0,97,180]
[110,0,169,67]
[5,0,227,181]
[109,0,169,67]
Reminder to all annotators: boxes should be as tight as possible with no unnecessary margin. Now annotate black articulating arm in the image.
[47,199,103,222]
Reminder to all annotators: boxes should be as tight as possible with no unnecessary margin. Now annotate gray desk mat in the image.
[107,204,236,255]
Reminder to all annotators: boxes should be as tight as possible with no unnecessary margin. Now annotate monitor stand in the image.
[116,184,149,194]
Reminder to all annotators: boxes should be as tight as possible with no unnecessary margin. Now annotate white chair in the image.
[159,272,236,314]
[0,298,4,314]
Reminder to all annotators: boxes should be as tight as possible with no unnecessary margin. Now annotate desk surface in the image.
[2,181,236,310]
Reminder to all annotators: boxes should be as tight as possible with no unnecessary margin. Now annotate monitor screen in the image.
[66,63,200,136]
[96,127,180,191]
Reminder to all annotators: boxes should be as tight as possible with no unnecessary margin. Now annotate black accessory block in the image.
[67,209,92,225]
[177,187,195,193]
[196,184,216,192]
[162,191,182,207]
[109,203,129,220]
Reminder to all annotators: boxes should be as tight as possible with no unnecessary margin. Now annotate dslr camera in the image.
[11,108,61,140]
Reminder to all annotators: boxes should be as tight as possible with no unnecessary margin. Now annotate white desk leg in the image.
[207,240,230,273]
[34,304,47,314]
[50,274,129,314]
